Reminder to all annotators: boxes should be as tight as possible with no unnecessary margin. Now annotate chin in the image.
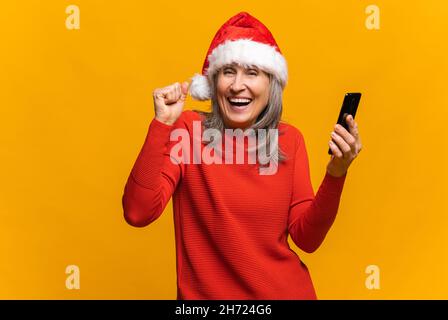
[226,118,253,129]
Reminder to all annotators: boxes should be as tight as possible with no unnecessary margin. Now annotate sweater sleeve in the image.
[287,130,346,253]
[122,116,185,227]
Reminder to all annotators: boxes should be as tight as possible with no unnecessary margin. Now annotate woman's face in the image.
[216,63,270,130]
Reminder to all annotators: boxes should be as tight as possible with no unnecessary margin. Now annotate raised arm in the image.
[122,82,189,227]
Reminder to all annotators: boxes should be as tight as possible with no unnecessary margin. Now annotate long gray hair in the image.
[193,67,288,168]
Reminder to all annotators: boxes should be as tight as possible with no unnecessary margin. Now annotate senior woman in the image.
[122,12,362,300]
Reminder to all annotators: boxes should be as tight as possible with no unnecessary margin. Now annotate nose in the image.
[230,72,246,92]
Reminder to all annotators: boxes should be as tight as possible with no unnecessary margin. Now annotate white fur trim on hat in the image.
[208,39,288,85]
[189,73,211,101]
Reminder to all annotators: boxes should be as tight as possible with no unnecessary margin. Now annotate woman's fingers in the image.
[328,140,343,158]
[327,115,362,176]
[347,115,359,139]
[331,115,363,158]
[330,131,351,157]
[334,122,357,153]
[162,82,180,105]
[165,84,177,104]
[175,82,181,99]
[180,81,189,99]
[153,81,188,125]
[346,115,363,153]
[154,81,185,103]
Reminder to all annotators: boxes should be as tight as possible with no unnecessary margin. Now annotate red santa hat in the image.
[189,11,288,101]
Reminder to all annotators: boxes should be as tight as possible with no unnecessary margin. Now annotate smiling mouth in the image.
[227,97,253,107]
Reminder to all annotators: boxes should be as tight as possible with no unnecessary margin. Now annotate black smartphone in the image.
[328,92,361,155]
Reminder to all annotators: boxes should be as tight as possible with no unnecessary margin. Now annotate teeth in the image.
[229,98,252,103]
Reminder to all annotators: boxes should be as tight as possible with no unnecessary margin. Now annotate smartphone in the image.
[328,92,361,155]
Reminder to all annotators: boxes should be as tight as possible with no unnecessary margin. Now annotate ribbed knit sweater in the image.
[122,110,346,299]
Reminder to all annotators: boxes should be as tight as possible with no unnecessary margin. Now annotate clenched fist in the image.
[153,81,189,125]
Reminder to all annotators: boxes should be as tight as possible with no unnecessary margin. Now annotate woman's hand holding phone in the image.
[327,114,363,177]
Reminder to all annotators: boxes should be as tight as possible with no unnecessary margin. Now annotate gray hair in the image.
[193,68,288,167]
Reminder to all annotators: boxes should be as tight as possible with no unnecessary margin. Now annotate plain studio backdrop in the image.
[0,0,446,299]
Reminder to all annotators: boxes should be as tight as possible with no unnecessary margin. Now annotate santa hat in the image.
[189,11,288,101]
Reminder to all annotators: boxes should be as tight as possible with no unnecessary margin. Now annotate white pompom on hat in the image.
[189,11,288,101]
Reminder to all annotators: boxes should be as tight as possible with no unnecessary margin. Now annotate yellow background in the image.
[1,0,447,299]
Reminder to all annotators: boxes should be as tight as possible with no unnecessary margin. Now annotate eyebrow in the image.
[223,64,259,71]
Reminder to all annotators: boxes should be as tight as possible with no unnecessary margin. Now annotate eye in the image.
[223,68,235,75]
[247,69,258,76]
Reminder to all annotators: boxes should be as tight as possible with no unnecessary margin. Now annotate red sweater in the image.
[122,110,346,300]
